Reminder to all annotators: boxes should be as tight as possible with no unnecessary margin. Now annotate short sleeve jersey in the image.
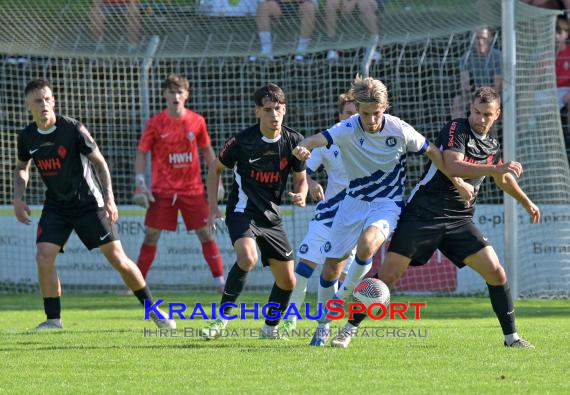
[460,48,502,88]
[17,115,103,211]
[408,118,502,217]
[219,124,306,225]
[321,113,429,205]
[306,144,348,227]
[138,109,211,196]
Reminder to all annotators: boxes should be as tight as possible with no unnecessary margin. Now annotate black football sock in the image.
[43,297,61,319]
[487,283,517,335]
[221,263,249,316]
[348,312,367,328]
[133,285,154,306]
[265,283,292,326]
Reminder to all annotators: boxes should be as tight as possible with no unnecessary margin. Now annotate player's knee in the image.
[143,228,161,245]
[236,253,258,271]
[356,245,375,261]
[195,226,213,242]
[36,251,56,267]
[322,259,343,279]
[278,275,296,290]
[489,265,507,285]
[104,248,130,270]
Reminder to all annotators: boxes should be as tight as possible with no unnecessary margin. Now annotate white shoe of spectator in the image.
[249,51,274,62]
[327,50,339,61]
[372,49,382,62]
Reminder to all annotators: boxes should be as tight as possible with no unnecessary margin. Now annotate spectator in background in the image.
[251,0,318,61]
[555,16,570,149]
[91,0,141,52]
[521,0,570,11]
[452,28,502,119]
[324,0,382,62]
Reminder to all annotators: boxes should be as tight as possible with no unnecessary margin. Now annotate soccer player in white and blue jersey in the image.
[283,92,357,332]
[293,75,473,346]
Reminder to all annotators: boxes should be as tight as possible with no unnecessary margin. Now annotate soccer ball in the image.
[352,278,390,315]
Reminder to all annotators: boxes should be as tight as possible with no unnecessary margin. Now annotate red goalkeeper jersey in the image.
[138,109,211,196]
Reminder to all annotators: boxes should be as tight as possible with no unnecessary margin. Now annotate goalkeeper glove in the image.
[133,174,155,208]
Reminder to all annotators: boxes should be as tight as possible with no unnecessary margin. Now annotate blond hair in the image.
[350,75,389,109]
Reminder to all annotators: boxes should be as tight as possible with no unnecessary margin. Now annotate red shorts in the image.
[144,193,209,231]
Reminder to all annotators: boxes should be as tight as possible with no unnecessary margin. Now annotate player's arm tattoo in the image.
[13,159,30,201]
[87,148,115,202]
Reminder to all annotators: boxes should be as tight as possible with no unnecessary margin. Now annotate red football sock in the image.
[137,243,157,279]
[201,240,224,278]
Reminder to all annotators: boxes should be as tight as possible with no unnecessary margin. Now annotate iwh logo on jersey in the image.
[386,137,397,147]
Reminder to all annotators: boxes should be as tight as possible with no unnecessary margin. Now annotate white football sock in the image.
[286,273,309,321]
[338,256,372,300]
[505,332,520,345]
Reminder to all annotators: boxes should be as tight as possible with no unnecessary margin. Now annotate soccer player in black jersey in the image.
[332,87,540,349]
[13,79,175,330]
[201,83,308,339]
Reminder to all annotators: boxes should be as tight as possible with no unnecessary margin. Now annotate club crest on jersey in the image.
[333,150,339,157]
[280,158,288,170]
[359,137,365,146]
[323,241,332,253]
[187,131,195,141]
[386,137,397,147]
[57,145,67,159]
[299,244,309,254]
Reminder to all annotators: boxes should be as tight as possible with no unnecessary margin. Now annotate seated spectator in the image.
[452,28,502,119]
[91,0,141,52]
[521,0,570,11]
[251,0,318,61]
[324,0,382,62]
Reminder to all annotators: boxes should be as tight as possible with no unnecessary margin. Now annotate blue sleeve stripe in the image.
[322,130,333,149]
[418,138,429,154]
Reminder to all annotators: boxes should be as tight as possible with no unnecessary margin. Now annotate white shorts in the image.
[322,196,401,259]
[298,219,356,273]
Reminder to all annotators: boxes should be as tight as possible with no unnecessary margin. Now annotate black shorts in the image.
[225,213,293,266]
[37,207,119,251]
[388,209,490,268]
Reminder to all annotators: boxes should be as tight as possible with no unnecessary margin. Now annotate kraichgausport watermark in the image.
[144,300,427,321]
[143,326,427,339]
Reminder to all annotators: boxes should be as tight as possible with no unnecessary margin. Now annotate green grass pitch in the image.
[1,293,568,394]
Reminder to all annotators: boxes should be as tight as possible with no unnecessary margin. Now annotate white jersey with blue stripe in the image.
[306,144,348,227]
[322,113,429,204]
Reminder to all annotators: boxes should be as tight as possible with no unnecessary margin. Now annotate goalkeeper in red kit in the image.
[134,74,225,292]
